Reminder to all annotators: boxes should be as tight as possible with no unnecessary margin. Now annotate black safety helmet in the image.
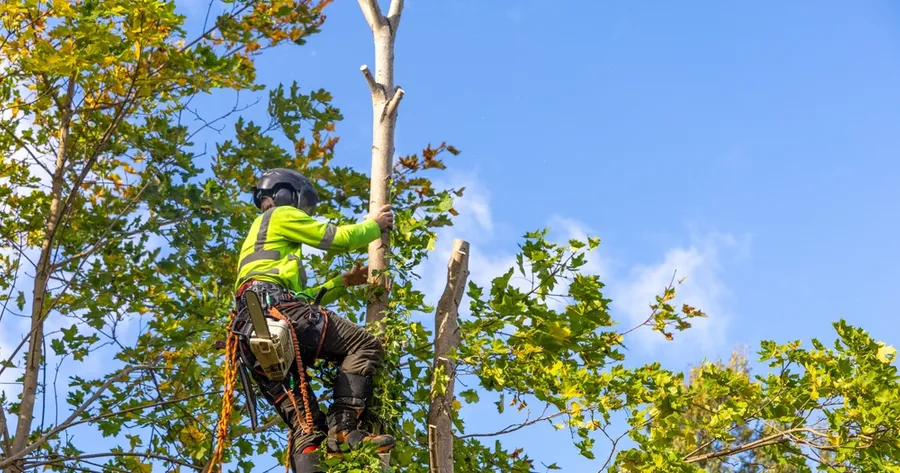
[251,168,319,214]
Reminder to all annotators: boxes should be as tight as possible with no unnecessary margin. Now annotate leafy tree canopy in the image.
[0,1,898,472]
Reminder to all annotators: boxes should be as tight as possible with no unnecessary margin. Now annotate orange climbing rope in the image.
[210,329,238,473]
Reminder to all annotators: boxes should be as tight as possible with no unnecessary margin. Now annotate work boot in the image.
[325,371,395,454]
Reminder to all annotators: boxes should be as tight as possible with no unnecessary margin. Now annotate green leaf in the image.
[459,389,480,404]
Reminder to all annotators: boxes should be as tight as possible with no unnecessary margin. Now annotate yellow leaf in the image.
[570,401,582,418]
[180,425,206,446]
[451,399,461,411]
[562,384,581,400]
[877,343,897,363]
[548,322,571,340]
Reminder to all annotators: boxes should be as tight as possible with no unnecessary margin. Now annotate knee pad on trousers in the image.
[290,451,323,473]
[333,370,372,401]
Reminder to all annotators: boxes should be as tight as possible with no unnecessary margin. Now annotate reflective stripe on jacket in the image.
[234,205,381,305]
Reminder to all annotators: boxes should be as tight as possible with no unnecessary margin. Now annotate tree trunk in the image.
[6,79,76,473]
[427,239,470,473]
[357,0,405,326]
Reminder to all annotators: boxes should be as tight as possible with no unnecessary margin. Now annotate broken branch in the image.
[382,87,405,123]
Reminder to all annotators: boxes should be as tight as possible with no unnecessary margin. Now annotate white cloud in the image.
[547,217,748,358]
[608,231,748,357]
[417,171,750,362]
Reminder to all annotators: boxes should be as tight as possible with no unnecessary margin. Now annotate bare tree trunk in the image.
[6,79,76,473]
[357,0,405,326]
[427,239,470,473]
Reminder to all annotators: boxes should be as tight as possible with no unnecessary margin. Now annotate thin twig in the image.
[456,409,569,439]
[0,239,24,328]
[22,451,202,470]
[619,270,678,337]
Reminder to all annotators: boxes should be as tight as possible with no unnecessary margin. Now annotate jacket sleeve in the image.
[274,207,382,253]
[296,274,347,306]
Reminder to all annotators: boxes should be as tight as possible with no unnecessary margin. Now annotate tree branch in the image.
[0,120,53,177]
[456,408,569,440]
[22,452,202,470]
[361,65,378,95]
[357,0,386,30]
[381,87,404,123]
[178,2,255,54]
[387,0,403,31]
[597,425,631,473]
[66,390,219,430]
[0,365,160,469]
[49,76,139,247]
[0,235,35,267]
[52,217,185,269]
[683,427,812,463]
[0,403,11,457]
[619,270,677,337]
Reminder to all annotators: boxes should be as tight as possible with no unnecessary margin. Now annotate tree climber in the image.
[227,168,395,472]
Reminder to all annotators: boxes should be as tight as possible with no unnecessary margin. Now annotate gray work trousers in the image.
[263,301,384,461]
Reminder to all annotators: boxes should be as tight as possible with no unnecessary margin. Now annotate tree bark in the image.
[357,0,405,326]
[427,239,470,473]
[6,78,76,473]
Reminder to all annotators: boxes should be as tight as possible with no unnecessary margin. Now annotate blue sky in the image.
[4,0,900,472]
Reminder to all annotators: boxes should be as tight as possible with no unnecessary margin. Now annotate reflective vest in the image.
[234,205,381,305]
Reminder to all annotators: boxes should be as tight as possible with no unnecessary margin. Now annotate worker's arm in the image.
[297,264,368,306]
[274,206,382,253]
[296,274,347,306]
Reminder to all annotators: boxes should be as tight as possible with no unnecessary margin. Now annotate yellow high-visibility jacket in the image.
[234,205,381,306]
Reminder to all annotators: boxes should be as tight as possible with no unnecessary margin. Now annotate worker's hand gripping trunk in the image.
[244,290,294,381]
